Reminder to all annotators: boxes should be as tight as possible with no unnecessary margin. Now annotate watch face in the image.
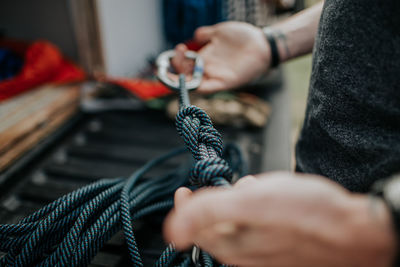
[384,174,400,211]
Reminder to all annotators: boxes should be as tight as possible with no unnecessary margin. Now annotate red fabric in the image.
[0,41,85,101]
[185,40,204,52]
[111,41,204,100]
[110,78,171,100]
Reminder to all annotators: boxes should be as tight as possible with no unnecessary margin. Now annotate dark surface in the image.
[296,0,400,192]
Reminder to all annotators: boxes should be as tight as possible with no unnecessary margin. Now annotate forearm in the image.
[268,1,324,62]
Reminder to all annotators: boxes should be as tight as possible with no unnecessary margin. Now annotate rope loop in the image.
[176,106,223,161]
[190,157,232,186]
[176,105,212,134]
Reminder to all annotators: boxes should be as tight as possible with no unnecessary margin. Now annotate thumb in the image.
[163,188,240,250]
[174,187,193,211]
[194,26,216,44]
[197,79,226,94]
[171,44,188,74]
[234,175,258,189]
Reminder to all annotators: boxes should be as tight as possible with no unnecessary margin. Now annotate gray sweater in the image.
[295,0,400,192]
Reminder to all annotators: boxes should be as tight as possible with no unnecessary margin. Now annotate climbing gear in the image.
[177,74,190,107]
[158,50,232,265]
[156,50,203,92]
[191,246,201,267]
[0,51,244,266]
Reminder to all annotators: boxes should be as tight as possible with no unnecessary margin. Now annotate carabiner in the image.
[191,245,201,267]
[156,50,204,91]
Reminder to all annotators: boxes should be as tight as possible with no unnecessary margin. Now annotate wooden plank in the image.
[0,104,78,171]
[0,85,79,154]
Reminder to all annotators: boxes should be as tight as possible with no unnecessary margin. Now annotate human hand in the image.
[171,22,271,93]
[164,172,396,267]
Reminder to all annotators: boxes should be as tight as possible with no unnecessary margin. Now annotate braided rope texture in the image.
[176,106,233,187]
[0,106,245,267]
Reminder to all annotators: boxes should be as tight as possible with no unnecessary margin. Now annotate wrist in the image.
[254,27,273,72]
[346,195,397,267]
[263,27,280,68]
[262,27,291,65]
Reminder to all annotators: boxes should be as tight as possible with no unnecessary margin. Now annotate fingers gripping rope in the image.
[176,106,232,187]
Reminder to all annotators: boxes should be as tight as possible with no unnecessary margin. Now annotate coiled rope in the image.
[0,105,245,267]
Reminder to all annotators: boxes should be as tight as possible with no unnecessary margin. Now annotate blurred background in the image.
[0,0,318,157]
[0,0,322,179]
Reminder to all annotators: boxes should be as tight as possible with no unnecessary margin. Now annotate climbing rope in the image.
[0,105,246,267]
[176,105,233,187]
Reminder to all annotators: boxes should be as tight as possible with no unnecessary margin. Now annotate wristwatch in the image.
[372,173,400,266]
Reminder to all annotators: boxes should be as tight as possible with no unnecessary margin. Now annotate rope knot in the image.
[190,157,233,186]
[175,106,223,160]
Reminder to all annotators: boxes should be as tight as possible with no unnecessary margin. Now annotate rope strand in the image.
[0,106,245,266]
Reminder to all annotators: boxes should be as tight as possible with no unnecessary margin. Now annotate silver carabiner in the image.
[191,245,201,267]
[156,50,204,91]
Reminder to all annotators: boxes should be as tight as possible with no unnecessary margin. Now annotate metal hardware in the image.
[156,50,204,91]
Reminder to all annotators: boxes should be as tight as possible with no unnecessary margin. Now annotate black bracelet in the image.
[263,28,280,68]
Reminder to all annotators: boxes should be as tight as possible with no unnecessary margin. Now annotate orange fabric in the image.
[0,41,85,101]
[110,78,171,101]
